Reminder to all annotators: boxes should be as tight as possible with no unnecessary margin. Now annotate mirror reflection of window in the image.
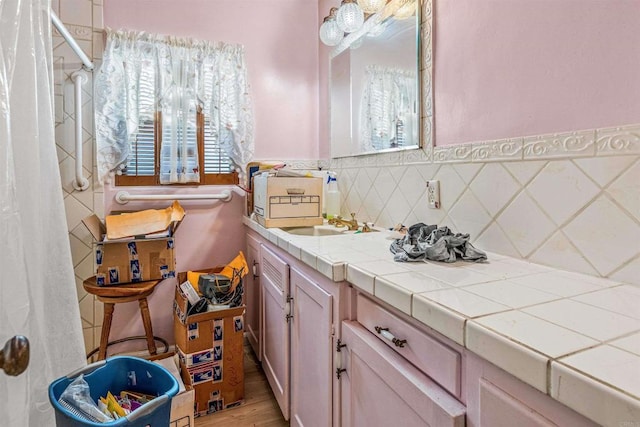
[360,66,417,152]
[330,6,420,158]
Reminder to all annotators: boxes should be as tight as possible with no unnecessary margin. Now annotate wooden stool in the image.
[83,277,162,360]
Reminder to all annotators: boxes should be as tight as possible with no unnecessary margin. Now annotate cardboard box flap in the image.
[105,201,185,240]
[82,214,106,241]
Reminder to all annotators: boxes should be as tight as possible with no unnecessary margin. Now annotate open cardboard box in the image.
[173,269,245,417]
[81,202,184,286]
[154,354,195,427]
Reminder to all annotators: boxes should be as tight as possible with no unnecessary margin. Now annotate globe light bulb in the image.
[336,0,364,33]
[319,10,343,46]
[356,0,386,14]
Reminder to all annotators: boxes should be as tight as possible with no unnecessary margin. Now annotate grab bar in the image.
[115,190,233,205]
[51,11,94,71]
[71,71,90,191]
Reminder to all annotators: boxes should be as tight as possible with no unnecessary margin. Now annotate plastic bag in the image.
[58,374,114,422]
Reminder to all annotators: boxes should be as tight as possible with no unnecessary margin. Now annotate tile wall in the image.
[53,0,104,355]
[329,125,640,286]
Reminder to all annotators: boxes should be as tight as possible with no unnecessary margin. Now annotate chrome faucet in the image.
[328,212,359,231]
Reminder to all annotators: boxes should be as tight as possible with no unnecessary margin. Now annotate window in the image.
[116,64,238,186]
[95,29,253,186]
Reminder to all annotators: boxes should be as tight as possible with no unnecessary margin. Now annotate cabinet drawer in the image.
[341,321,465,427]
[357,293,462,397]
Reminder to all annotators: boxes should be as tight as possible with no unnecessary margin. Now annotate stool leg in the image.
[139,297,157,356]
[99,303,114,360]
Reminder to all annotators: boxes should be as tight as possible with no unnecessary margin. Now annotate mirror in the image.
[330,0,421,158]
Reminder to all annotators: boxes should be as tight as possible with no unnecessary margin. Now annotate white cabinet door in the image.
[245,234,261,361]
[340,321,466,427]
[261,244,291,420]
[290,267,333,427]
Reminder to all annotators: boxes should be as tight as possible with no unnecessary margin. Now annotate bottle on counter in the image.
[326,173,341,220]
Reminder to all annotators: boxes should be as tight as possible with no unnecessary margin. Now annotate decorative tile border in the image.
[596,124,640,156]
[323,123,640,168]
[523,130,596,160]
[53,23,93,41]
[471,138,523,162]
[433,144,472,163]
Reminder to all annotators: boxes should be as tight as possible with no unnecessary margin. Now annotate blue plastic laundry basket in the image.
[49,356,179,427]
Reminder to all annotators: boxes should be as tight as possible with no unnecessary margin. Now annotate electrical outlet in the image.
[426,180,440,209]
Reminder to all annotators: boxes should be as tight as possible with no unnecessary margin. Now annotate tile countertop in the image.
[243,217,640,426]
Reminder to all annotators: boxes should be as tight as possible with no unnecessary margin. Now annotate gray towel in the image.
[390,223,487,263]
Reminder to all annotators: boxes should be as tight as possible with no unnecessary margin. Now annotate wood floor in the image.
[195,342,289,427]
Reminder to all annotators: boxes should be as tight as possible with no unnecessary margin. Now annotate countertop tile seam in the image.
[466,318,600,363]
[604,332,640,355]
[416,292,514,321]
[553,359,640,402]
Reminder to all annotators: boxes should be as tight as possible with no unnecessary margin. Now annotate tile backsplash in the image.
[331,136,640,286]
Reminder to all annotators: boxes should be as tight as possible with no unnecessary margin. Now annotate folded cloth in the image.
[390,223,487,263]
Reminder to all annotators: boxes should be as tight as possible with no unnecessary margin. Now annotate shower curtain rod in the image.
[51,11,94,71]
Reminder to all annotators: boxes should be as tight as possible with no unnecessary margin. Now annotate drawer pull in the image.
[252,261,259,279]
[336,368,346,379]
[375,326,407,348]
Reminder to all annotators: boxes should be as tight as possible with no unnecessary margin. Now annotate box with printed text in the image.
[81,202,184,285]
[174,270,245,418]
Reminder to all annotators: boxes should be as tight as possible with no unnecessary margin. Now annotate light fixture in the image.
[357,0,386,14]
[394,0,416,20]
[319,7,343,46]
[336,0,365,33]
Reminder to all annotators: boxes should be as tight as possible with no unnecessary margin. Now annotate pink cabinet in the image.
[245,234,261,361]
[465,353,598,427]
[260,244,291,420]
[246,229,350,425]
[290,267,333,427]
[339,320,466,427]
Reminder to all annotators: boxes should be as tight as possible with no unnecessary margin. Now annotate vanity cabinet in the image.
[248,230,349,425]
[260,244,291,419]
[247,224,615,427]
[245,234,261,361]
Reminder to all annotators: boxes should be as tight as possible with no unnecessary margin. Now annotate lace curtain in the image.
[359,65,417,152]
[94,28,254,184]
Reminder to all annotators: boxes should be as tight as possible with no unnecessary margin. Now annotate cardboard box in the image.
[170,386,195,427]
[154,354,195,427]
[82,208,183,286]
[253,174,323,228]
[174,271,245,418]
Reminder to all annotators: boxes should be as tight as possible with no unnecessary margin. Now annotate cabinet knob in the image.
[336,368,346,380]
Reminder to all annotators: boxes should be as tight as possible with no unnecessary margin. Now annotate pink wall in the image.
[103,0,321,351]
[434,0,640,145]
[102,185,247,353]
[104,0,320,159]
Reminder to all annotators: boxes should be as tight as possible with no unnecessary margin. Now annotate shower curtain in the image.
[0,1,85,425]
